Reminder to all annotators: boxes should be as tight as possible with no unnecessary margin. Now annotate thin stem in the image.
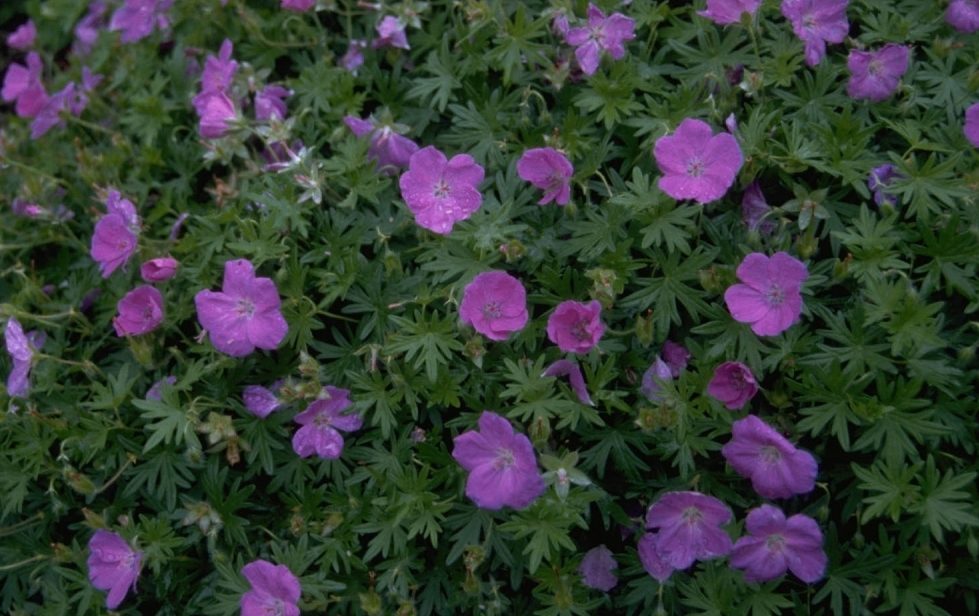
[0,554,45,572]
[1,157,69,188]
[0,512,45,538]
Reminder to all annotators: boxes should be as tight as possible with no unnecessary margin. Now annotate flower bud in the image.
[529,416,551,448]
[635,311,655,347]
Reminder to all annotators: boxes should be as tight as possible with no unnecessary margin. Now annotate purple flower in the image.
[578,545,617,591]
[643,491,733,571]
[255,85,291,121]
[698,0,763,25]
[73,2,108,56]
[730,505,827,583]
[7,20,37,50]
[113,285,165,337]
[373,15,409,50]
[340,39,367,74]
[662,341,690,377]
[565,3,636,76]
[542,359,594,406]
[6,317,43,398]
[451,411,545,510]
[638,532,676,582]
[91,191,140,278]
[846,44,909,103]
[146,375,176,401]
[240,560,301,616]
[200,39,237,94]
[87,529,142,609]
[742,181,775,233]
[2,52,48,118]
[243,383,286,418]
[517,148,574,205]
[193,90,237,138]
[141,257,179,282]
[721,415,818,498]
[724,252,808,336]
[459,271,528,341]
[11,199,42,218]
[109,0,174,43]
[194,259,289,357]
[966,103,979,148]
[868,164,904,208]
[780,0,849,67]
[947,0,979,33]
[707,361,758,410]
[281,0,316,11]
[344,115,421,175]
[30,82,86,138]
[292,386,363,458]
[640,356,673,403]
[654,118,743,204]
[399,146,485,234]
[547,300,604,354]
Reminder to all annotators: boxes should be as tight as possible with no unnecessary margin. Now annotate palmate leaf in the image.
[406,40,462,112]
[498,498,584,574]
[619,245,716,332]
[910,455,979,544]
[386,309,465,383]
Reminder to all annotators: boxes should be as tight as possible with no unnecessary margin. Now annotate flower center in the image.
[686,157,705,178]
[482,301,502,319]
[313,412,332,428]
[493,447,515,471]
[764,284,785,306]
[235,298,255,317]
[765,533,786,553]
[802,13,816,30]
[868,59,884,77]
[760,445,781,464]
[680,506,703,527]
[571,319,592,341]
[142,306,156,321]
[263,598,286,616]
[434,180,450,199]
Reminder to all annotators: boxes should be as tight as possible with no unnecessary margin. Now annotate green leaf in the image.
[386,309,465,383]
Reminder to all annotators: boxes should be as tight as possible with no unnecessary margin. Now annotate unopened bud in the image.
[635,311,655,347]
[529,416,551,448]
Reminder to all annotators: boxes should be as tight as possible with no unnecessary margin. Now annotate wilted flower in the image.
[243,383,286,418]
[87,529,143,609]
[340,39,367,74]
[643,491,733,572]
[724,252,809,336]
[947,0,979,32]
[399,146,485,234]
[721,415,818,498]
[867,164,904,208]
[194,259,289,357]
[517,147,574,205]
[193,89,237,139]
[113,285,165,337]
[547,300,604,354]
[459,271,528,341]
[742,181,775,233]
[344,115,420,174]
[109,0,174,43]
[661,341,690,377]
[5,317,44,398]
[1,51,48,118]
[7,20,37,50]
[578,545,618,591]
[654,118,743,203]
[30,82,90,138]
[281,0,316,11]
[146,375,176,401]
[74,2,109,56]
[240,560,301,616]
[373,15,409,50]
[91,190,140,278]
[564,3,636,76]
[255,85,290,121]
[639,356,673,403]
[846,44,909,102]
[542,359,594,406]
[780,0,849,67]
[451,411,545,510]
[698,0,763,25]
[141,257,179,282]
[292,386,363,458]
[707,361,758,410]
[730,505,827,583]
[966,103,979,148]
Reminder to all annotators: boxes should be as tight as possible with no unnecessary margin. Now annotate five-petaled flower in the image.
[654,118,743,204]
[459,271,529,341]
[292,386,363,458]
[399,145,485,234]
[721,414,818,499]
[639,491,733,582]
[451,411,545,510]
[547,300,605,354]
[730,504,827,583]
[517,147,574,205]
[5,317,44,398]
[194,259,289,357]
[91,190,141,278]
[724,252,809,336]
[240,559,302,616]
[564,3,636,76]
[846,44,909,102]
[114,285,165,337]
[698,0,763,25]
[780,0,849,67]
[707,361,758,410]
[87,529,143,609]
[947,0,979,32]
[578,545,618,591]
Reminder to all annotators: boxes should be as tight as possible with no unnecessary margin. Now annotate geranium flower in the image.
[578,545,618,591]
[707,361,758,410]
[5,317,44,398]
[517,147,574,205]
[780,0,849,66]
[141,257,179,282]
[546,300,604,354]
[966,103,979,148]
[639,356,673,403]
[146,375,176,401]
[194,259,289,357]
[281,0,316,11]
[399,146,484,234]
[255,85,291,121]
[565,3,636,76]
[867,164,904,208]
[373,15,409,50]
[193,89,238,138]
[724,252,809,336]
[721,415,818,498]
[458,271,528,341]
[742,181,775,233]
[643,491,733,571]
[30,82,90,138]
[654,118,743,203]
[199,39,237,93]
[662,341,691,377]
[240,560,301,616]
[698,0,763,25]
[109,0,174,43]
[91,190,140,278]
[947,0,979,33]
[340,39,367,74]
[243,382,286,418]
[7,20,36,50]
[87,529,143,609]
[1,51,48,118]
[74,2,109,56]
[292,386,363,458]
[846,44,909,102]
[344,115,420,175]
[638,532,676,582]
[730,505,827,583]
[542,359,593,406]
[451,411,545,510]
[113,285,165,336]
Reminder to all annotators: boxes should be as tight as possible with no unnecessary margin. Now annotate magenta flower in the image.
[373,15,409,50]
[654,118,743,203]
[194,259,289,357]
[459,271,528,341]
[947,0,979,33]
[542,359,594,406]
[547,300,604,354]
[340,39,367,74]
[91,190,140,278]
[517,147,574,205]
[2,51,48,118]
[662,341,691,377]
[565,3,636,76]
[109,0,174,43]
[74,2,108,56]
[241,560,301,616]
[344,115,421,175]
[638,532,676,582]
[113,285,165,337]
[707,361,758,410]
[7,20,37,50]
[243,383,286,418]
[292,386,363,458]
[6,317,44,398]
[780,0,849,67]
[30,82,90,138]
[255,85,291,121]
[141,257,179,282]
[724,252,809,336]
[87,529,143,609]
[200,39,237,94]
[640,356,673,403]
[578,545,618,591]
[742,181,775,233]
[846,44,909,102]
[399,146,485,234]
[451,411,545,510]
[966,103,979,148]
[281,0,316,11]
[698,0,763,25]
[644,491,733,570]
[721,415,818,499]
[868,164,904,208]
[730,505,827,583]
[193,90,238,139]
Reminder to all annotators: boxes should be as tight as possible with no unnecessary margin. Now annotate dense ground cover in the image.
[3,0,979,614]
